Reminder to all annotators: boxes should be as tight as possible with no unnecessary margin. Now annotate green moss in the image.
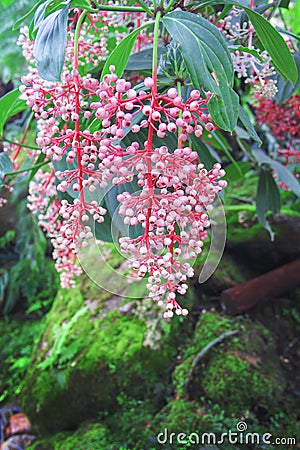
[19,283,191,434]
[28,422,109,450]
[201,353,273,415]
[173,312,285,416]
[0,317,44,403]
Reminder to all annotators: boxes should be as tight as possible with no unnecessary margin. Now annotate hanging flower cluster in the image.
[254,95,300,184]
[12,3,230,317]
[21,63,226,310]
[218,7,278,97]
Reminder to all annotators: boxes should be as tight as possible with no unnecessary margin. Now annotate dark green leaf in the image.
[256,169,281,240]
[127,48,166,71]
[279,0,290,8]
[225,161,252,181]
[253,149,300,196]
[208,79,239,132]
[210,130,238,167]
[244,7,298,84]
[0,269,9,306]
[104,179,144,239]
[189,134,221,169]
[101,21,154,80]
[28,152,46,183]
[186,0,250,9]
[274,53,300,102]
[162,10,239,131]
[238,105,262,144]
[94,205,114,242]
[71,0,93,9]
[163,11,233,88]
[33,0,53,31]
[13,0,45,30]
[0,153,13,187]
[0,89,27,136]
[52,155,80,200]
[229,45,264,62]
[34,3,70,81]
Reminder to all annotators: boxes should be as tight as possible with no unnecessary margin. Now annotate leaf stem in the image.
[74,9,88,67]
[12,112,35,162]
[5,160,50,177]
[0,139,40,151]
[165,0,177,14]
[225,204,300,217]
[268,0,283,21]
[92,4,152,13]
[152,10,162,91]
[134,0,154,16]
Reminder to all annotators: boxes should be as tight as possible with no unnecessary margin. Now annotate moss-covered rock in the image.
[173,311,285,416]
[19,272,193,434]
[27,422,109,450]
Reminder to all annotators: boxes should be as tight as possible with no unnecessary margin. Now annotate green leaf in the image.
[190,134,221,168]
[127,47,166,71]
[238,105,262,144]
[101,21,155,80]
[0,89,27,136]
[244,7,298,84]
[162,10,239,131]
[225,161,252,181]
[34,3,70,81]
[0,0,15,7]
[208,79,239,132]
[274,52,300,103]
[71,0,93,9]
[94,207,114,243]
[0,269,9,305]
[229,45,264,62]
[28,152,46,183]
[0,153,13,187]
[211,130,238,167]
[13,0,45,30]
[33,0,53,32]
[256,169,281,240]
[253,149,300,197]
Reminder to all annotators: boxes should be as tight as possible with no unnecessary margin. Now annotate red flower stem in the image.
[12,112,34,166]
[144,10,162,249]
[73,9,88,206]
[248,0,255,48]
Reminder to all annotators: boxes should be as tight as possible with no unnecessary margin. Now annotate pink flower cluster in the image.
[28,169,82,287]
[254,95,300,166]
[117,150,226,318]
[19,9,227,315]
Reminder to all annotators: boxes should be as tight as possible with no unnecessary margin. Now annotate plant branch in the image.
[5,160,50,177]
[268,0,283,21]
[165,0,177,14]
[91,4,152,13]
[184,330,239,387]
[1,139,40,151]
[135,0,154,16]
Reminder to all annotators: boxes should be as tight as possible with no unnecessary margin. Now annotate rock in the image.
[172,311,286,416]
[19,276,193,434]
[1,434,35,450]
[27,422,108,450]
[227,212,300,273]
[7,413,31,436]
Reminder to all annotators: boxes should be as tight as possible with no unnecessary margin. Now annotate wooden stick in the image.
[221,259,300,314]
